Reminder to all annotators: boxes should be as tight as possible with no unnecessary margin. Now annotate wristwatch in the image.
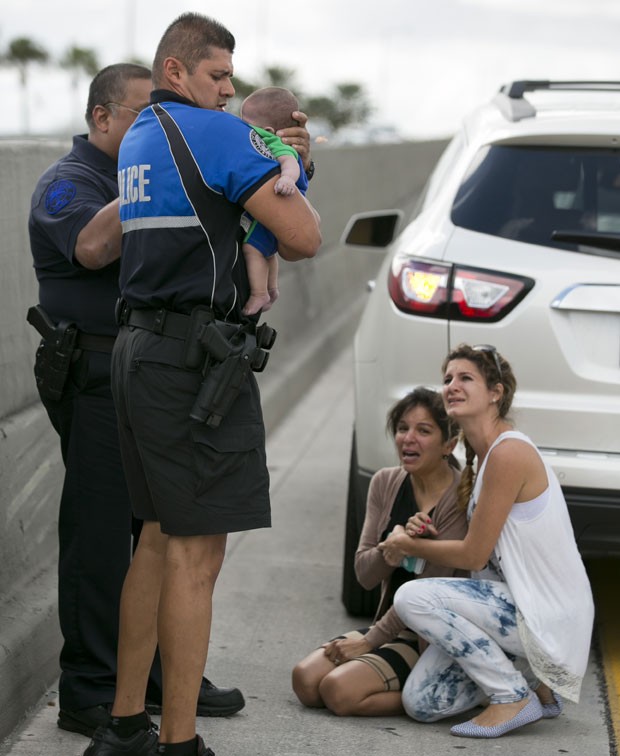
[306,159,315,181]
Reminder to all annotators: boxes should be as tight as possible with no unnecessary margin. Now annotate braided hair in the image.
[441,344,517,509]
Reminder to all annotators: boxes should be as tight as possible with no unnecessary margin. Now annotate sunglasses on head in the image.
[472,344,502,381]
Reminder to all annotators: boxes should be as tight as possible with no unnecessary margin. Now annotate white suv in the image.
[342,80,620,616]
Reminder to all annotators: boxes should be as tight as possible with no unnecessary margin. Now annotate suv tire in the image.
[341,431,380,617]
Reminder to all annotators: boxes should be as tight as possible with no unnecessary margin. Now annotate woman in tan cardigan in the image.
[292,387,468,716]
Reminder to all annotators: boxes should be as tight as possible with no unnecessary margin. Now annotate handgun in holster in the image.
[189,319,277,428]
[27,304,79,401]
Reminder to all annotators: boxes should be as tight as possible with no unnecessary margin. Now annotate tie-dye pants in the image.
[394,577,536,722]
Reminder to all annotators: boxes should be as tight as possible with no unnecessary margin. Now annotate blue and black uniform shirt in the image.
[117,90,281,320]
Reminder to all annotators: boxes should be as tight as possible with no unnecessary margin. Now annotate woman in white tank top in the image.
[383,344,594,739]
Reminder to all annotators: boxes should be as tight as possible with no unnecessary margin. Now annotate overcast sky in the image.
[1,0,620,139]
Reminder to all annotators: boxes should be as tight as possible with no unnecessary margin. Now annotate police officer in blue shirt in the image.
[85,13,321,756]
[28,63,248,740]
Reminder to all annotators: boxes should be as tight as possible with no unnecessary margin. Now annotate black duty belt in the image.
[76,332,116,353]
[27,304,116,354]
[125,307,196,340]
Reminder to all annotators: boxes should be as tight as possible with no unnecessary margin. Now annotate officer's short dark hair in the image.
[152,13,235,86]
[85,63,151,128]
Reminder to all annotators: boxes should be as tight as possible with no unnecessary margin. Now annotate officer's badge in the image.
[45,180,77,215]
[249,130,275,161]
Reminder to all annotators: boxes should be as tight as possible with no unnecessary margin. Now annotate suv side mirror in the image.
[341,210,404,248]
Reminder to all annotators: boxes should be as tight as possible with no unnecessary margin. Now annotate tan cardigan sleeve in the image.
[364,606,406,649]
[354,467,406,590]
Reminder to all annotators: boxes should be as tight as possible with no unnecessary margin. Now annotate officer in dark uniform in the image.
[84,14,321,756]
[27,63,246,739]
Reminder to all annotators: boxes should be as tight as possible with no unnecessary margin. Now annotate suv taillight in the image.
[388,258,534,322]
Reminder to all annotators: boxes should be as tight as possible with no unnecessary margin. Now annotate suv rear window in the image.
[451,145,620,256]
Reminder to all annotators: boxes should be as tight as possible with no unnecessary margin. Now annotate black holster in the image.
[189,319,277,428]
[27,305,79,401]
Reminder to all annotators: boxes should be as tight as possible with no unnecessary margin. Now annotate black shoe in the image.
[58,704,112,737]
[145,678,245,718]
[196,735,215,756]
[196,677,245,717]
[83,723,158,756]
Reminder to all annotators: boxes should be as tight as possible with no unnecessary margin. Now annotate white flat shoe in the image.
[450,694,543,739]
[541,691,563,719]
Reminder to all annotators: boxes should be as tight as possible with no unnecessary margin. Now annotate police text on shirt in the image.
[118,165,151,205]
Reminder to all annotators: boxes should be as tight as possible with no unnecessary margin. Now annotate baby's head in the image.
[240,87,300,133]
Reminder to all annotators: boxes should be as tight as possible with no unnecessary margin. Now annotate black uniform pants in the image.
[38,348,164,710]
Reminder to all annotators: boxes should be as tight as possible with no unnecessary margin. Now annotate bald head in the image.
[240,87,300,132]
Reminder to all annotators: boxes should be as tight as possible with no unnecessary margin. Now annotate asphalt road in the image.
[0,345,614,756]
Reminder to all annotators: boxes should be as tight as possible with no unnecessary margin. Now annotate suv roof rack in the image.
[493,80,620,122]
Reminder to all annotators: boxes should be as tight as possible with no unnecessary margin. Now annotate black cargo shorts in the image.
[111,325,271,536]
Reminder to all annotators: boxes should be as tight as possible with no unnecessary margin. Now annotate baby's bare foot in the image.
[243,292,271,315]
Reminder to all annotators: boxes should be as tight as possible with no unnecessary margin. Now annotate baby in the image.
[240,87,309,315]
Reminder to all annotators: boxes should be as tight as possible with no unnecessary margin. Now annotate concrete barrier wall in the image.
[0,136,448,740]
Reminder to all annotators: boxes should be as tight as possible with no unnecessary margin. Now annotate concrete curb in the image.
[0,566,61,742]
[0,405,63,741]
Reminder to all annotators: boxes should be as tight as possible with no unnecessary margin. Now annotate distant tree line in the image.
[1,37,100,133]
[0,36,372,135]
[230,65,373,135]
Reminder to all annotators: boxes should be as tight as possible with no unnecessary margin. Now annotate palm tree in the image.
[229,74,256,115]
[229,67,298,116]
[331,83,373,130]
[307,83,373,132]
[3,36,49,133]
[264,66,298,89]
[60,46,100,129]
[60,45,99,84]
[228,63,373,135]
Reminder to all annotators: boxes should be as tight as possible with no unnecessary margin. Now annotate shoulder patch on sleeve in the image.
[249,130,275,161]
[240,211,253,234]
[45,179,77,215]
